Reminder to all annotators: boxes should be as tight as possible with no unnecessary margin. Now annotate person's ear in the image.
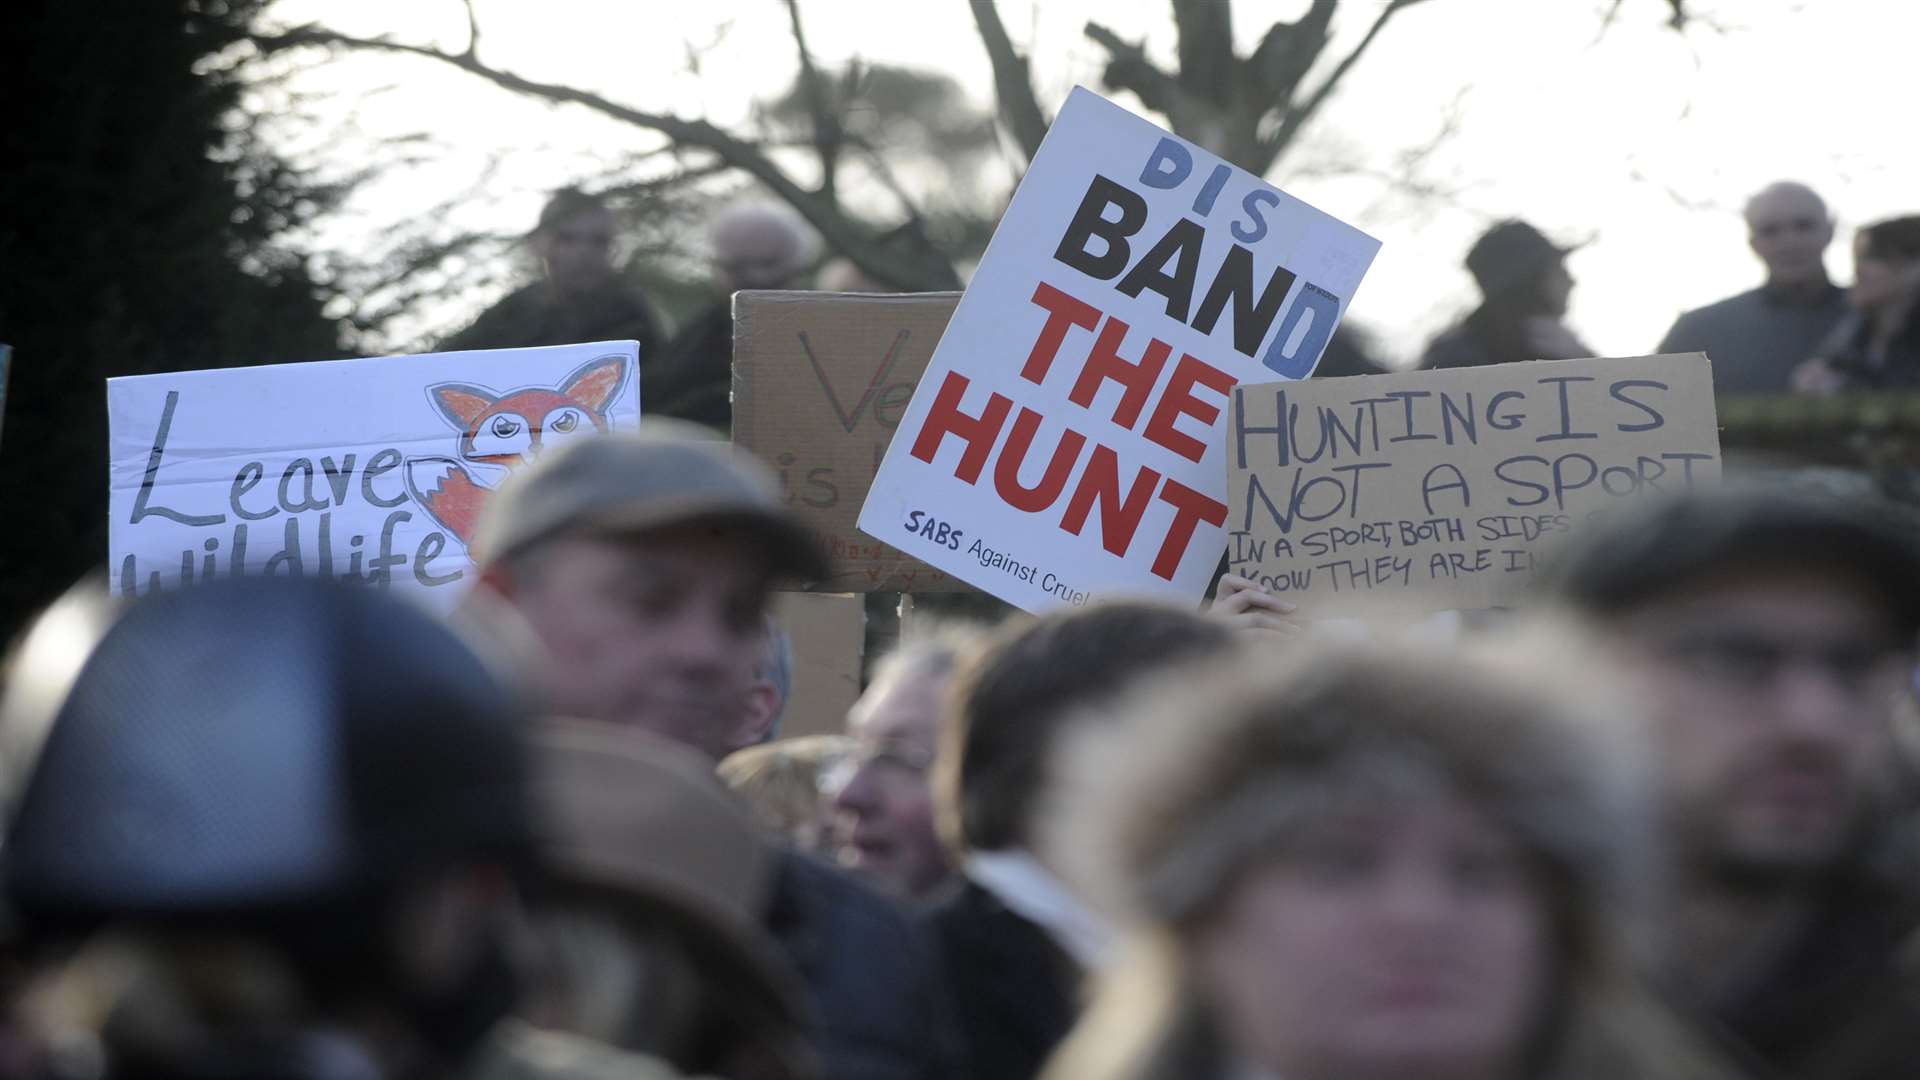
[734,679,781,752]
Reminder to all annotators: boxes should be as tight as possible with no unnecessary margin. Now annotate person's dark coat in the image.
[648,300,732,429]
[1694,872,1920,1080]
[1806,310,1920,391]
[442,280,666,364]
[921,879,1080,1080]
[766,849,957,1080]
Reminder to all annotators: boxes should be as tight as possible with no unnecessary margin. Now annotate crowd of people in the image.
[1421,183,1920,397]
[446,181,1920,414]
[3,410,1917,1080]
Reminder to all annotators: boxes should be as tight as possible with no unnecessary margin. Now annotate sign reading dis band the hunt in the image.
[858,87,1379,612]
[109,341,641,607]
[1225,353,1722,615]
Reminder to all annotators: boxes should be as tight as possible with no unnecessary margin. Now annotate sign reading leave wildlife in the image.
[858,87,1379,611]
[733,291,960,592]
[1226,353,1721,614]
[109,341,641,605]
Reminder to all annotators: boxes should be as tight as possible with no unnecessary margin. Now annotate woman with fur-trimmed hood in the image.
[1039,633,1729,1080]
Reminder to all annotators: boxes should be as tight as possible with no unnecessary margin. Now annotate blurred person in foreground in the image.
[1543,485,1920,1079]
[0,577,567,1080]
[443,187,666,362]
[519,718,817,1080]
[720,734,856,857]
[829,625,983,900]
[1792,215,1920,394]
[1041,636,1722,1080]
[651,204,819,428]
[929,603,1235,1080]
[1421,220,1592,371]
[466,424,954,1080]
[1658,182,1849,398]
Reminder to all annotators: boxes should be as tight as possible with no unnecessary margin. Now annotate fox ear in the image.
[428,382,498,429]
[559,354,629,414]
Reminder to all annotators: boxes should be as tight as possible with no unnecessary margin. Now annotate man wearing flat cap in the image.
[1542,484,1920,1080]
[1422,219,1594,370]
[470,423,955,1080]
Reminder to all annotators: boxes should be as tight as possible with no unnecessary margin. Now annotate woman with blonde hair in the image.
[1041,635,1723,1080]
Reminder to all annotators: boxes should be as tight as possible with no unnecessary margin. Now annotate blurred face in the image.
[1193,795,1549,1080]
[714,218,805,291]
[1747,188,1833,287]
[1850,233,1920,312]
[1537,262,1574,318]
[831,667,952,897]
[498,527,773,760]
[534,207,616,296]
[1613,565,1908,883]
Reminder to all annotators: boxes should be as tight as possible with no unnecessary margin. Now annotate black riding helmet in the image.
[1,575,534,936]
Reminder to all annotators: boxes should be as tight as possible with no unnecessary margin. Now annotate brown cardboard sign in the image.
[772,592,867,739]
[1225,353,1722,615]
[733,291,964,592]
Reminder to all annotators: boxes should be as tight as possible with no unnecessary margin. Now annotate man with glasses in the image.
[1657,181,1849,398]
[1544,484,1920,1080]
[831,627,981,899]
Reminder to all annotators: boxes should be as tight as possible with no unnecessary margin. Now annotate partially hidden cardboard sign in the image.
[858,87,1380,612]
[733,291,962,593]
[772,591,867,739]
[109,341,642,607]
[1225,353,1722,615]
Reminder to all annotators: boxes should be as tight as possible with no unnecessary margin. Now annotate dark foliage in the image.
[0,0,345,636]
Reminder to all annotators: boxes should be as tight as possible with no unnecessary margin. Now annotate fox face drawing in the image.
[405,353,631,547]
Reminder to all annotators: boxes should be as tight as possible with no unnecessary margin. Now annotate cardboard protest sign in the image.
[109,341,641,606]
[772,591,867,738]
[1226,353,1721,614]
[858,87,1379,612]
[733,291,962,593]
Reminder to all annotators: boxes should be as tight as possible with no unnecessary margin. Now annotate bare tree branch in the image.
[459,0,480,60]
[1246,0,1335,109]
[247,24,958,290]
[1260,0,1434,170]
[782,0,842,199]
[1170,0,1235,107]
[1084,21,1218,149]
[967,0,1050,163]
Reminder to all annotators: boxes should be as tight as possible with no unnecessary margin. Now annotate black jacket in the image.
[648,301,733,430]
[1700,873,1920,1080]
[441,280,665,363]
[766,849,957,1080]
[921,879,1081,1080]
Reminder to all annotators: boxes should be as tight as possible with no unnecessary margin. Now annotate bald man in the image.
[653,204,821,429]
[1658,181,1849,397]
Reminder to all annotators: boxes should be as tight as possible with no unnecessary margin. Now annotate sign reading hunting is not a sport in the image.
[109,341,640,606]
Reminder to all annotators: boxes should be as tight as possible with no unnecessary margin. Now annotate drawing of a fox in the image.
[405,353,631,547]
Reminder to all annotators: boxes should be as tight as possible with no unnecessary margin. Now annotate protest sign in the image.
[109,341,641,606]
[858,87,1379,612]
[1225,353,1721,614]
[733,291,961,592]
[772,591,867,738]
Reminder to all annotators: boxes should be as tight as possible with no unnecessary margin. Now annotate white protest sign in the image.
[1226,353,1722,614]
[858,87,1379,611]
[109,341,641,606]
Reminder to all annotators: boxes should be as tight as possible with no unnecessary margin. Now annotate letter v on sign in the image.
[798,329,911,434]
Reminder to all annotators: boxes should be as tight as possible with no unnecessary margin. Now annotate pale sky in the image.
[257,0,1916,366]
